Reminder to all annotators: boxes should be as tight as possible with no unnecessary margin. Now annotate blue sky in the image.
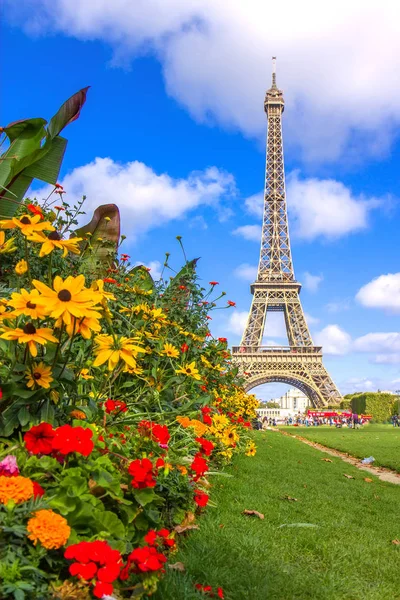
[3,2,400,400]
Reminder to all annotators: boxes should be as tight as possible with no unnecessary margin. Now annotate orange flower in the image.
[176,416,191,428]
[176,465,188,476]
[0,475,34,504]
[27,509,71,549]
[70,410,86,420]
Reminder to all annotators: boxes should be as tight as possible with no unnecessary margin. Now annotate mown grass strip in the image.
[281,424,400,473]
[156,430,400,600]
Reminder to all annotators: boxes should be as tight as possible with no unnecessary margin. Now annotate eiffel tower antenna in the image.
[232,58,342,407]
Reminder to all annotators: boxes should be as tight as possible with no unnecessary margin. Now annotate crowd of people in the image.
[260,413,369,428]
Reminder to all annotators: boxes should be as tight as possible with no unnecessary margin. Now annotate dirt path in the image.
[277,429,400,485]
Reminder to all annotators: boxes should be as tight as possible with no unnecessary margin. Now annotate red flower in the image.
[32,481,45,498]
[138,420,170,445]
[179,285,187,290]
[209,281,219,286]
[24,423,55,455]
[127,545,167,573]
[103,277,117,284]
[128,458,157,489]
[227,300,236,307]
[181,343,189,353]
[190,452,208,481]
[144,530,158,545]
[104,399,128,414]
[217,588,225,599]
[195,437,214,457]
[218,337,228,343]
[155,457,165,469]
[195,584,213,594]
[54,205,65,211]
[55,183,64,190]
[194,489,209,507]
[52,425,94,457]
[206,316,212,320]
[201,406,213,426]
[157,528,175,547]
[27,204,44,220]
[65,540,121,599]
[200,385,208,392]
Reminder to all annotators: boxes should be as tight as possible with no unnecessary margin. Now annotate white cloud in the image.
[325,300,351,313]
[341,376,400,394]
[374,354,400,365]
[227,311,248,336]
[133,260,162,280]
[7,1,400,162]
[241,173,384,242]
[234,263,258,281]
[356,273,400,314]
[244,192,263,218]
[314,324,352,355]
[302,271,323,293]
[304,312,319,326]
[353,332,400,353]
[232,224,261,242]
[44,158,235,239]
[286,172,382,240]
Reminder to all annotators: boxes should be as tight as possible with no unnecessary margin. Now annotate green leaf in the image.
[24,136,67,184]
[95,510,126,539]
[133,487,156,507]
[17,406,31,427]
[0,174,33,219]
[47,87,90,139]
[40,400,55,424]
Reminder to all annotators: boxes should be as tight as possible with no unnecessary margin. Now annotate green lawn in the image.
[280,423,400,473]
[155,430,400,600]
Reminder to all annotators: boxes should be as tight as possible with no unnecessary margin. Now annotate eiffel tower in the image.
[232,58,342,408]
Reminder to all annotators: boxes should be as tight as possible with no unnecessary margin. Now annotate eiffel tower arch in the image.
[232,58,342,408]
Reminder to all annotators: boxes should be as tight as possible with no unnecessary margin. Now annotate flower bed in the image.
[0,196,257,599]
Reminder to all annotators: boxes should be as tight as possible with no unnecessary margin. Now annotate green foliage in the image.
[0,87,88,218]
[339,399,351,409]
[350,392,395,422]
[75,203,121,273]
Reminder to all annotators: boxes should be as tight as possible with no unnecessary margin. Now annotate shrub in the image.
[351,393,396,422]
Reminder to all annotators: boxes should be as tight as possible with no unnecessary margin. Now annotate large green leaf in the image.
[47,86,90,139]
[24,135,67,184]
[0,174,33,218]
[0,118,47,192]
[76,204,121,274]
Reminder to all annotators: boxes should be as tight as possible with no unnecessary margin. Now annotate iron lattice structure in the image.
[232,59,342,408]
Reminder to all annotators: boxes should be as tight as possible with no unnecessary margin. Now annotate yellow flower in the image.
[27,231,82,257]
[56,314,102,340]
[161,342,179,358]
[0,214,55,236]
[0,475,34,504]
[219,448,233,460]
[123,363,144,376]
[175,361,201,380]
[221,426,239,447]
[93,334,145,370]
[245,441,257,457]
[91,279,116,302]
[0,231,17,254]
[0,323,58,357]
[151,307,167,321]
[189,419,209,436]
[211,414,230,431]
[27,509,70,550]
[78,368,93,380]
[32,275,102,326]
[7,289,48,320]
[15,259,28,275]
[26,362,53,389]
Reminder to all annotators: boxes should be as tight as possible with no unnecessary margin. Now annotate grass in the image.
[155,430,400,600]
[280,423,400,473]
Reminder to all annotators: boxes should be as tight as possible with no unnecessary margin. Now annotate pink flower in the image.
[0,455,19,476]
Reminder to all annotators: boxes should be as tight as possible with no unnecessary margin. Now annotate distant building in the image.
[256,388,309,421]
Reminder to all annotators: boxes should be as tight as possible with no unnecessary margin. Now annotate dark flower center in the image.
[48,231,61,241]
[33,372,42,380]
[23,322,37,334]
[26,301,36,309]
[58,289,72,302]
[20,216,31,225]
